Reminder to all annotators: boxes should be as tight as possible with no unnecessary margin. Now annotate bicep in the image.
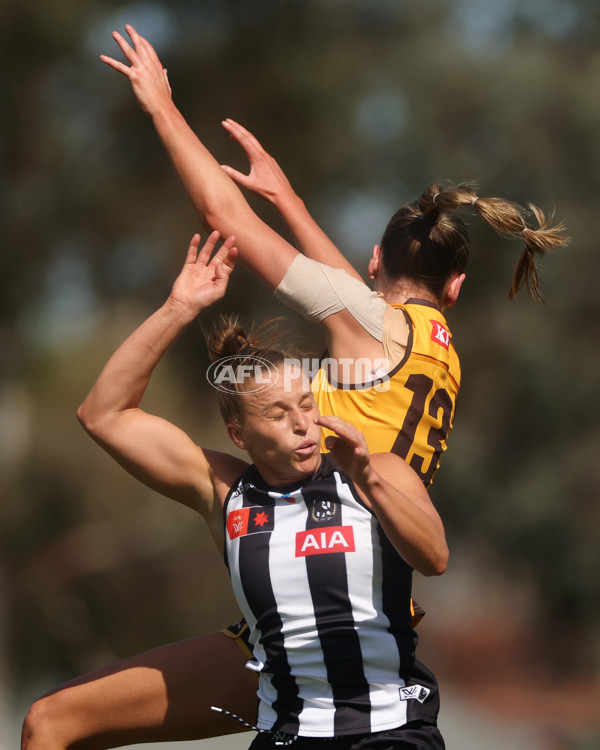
[84,408,217,514]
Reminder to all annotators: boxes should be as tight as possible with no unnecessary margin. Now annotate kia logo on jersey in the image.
[430,320,450,349]
[295,526,355,557]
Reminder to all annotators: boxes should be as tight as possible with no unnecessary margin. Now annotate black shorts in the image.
[248,722,444,750]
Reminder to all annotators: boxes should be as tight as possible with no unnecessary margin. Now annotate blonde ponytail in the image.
[418,184,569,303]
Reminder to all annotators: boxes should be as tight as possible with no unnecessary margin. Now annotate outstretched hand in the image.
[220,119,294,203]
[100,24,172,115]
[315,415,372,487]
[169,232,238,316]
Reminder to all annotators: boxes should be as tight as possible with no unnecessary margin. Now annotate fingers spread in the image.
[209,236,237,269]
[181,234,202,269]
[196,231,220,266]
[99,55,131,76]
[126,24,163,69]
[111,30,137,64]
[222,119,253,147]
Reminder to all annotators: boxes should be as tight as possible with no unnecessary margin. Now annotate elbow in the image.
[202,187,251,239]
[76,400,101,437]
[421,543,449,577]
[429,553,449,577]
[76,401,89,430]
[202,196,238,235]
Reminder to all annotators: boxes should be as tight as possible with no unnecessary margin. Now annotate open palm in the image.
[170,232,238,316]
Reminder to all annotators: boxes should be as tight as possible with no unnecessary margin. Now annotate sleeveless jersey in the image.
[223,454,440,738]
[312,300,460,488]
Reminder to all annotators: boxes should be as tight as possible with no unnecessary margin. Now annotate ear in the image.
[227,423,247,451]
[444,273,466,308]
[368,244,381,280]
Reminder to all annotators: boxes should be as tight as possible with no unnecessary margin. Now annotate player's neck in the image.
[376,278,439,307]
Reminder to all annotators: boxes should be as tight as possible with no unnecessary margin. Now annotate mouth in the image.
[295,440,317,457]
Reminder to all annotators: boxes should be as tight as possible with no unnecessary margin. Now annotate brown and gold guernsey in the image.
[312,299,460,488]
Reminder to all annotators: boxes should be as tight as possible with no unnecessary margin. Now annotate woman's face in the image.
[228,363,322,485]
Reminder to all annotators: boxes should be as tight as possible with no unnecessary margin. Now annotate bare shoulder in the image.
[203,449,250,496]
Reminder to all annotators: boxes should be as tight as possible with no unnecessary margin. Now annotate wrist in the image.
[272,186,304,213]
[163,295,201,326]
[150,99,185,131]
[354,463,379,495]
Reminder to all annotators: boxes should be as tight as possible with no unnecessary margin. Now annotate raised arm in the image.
[220,119,363,282]
[100,26,383,371]
[77,233,246,547]
[316,414,448,577]
[100,26,298,292]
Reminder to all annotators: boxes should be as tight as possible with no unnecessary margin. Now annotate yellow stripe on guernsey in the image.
[313,302,461,488]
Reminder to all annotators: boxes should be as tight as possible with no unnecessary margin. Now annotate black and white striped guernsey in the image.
[223,454,440,738]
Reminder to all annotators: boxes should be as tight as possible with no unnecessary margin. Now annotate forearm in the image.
[358,470,449,576]
[151,104,248,233]
[103,29,296,289]
[151,105,295,289]
[77,297,195,430]
[219,118,362,281]
[271,190,363,281]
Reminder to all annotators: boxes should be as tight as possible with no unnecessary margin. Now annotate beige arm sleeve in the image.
[274,255,386,341]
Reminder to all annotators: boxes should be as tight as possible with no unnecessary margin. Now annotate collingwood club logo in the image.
[206,355,279,394]
[311,498,337,522]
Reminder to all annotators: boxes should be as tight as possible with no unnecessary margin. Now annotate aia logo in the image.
[295,526,355,557]
[430,321,450,350]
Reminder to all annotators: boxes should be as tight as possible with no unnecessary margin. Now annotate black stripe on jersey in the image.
[302,474,372,735]
[237,485,303,734]
[377,522,414,680]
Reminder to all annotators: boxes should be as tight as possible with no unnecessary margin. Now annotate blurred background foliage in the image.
[2,0,600,746]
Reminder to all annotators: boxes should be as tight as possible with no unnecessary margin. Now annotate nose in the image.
[292,409,308,433]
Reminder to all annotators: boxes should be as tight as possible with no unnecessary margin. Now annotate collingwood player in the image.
[23,231,447,749]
